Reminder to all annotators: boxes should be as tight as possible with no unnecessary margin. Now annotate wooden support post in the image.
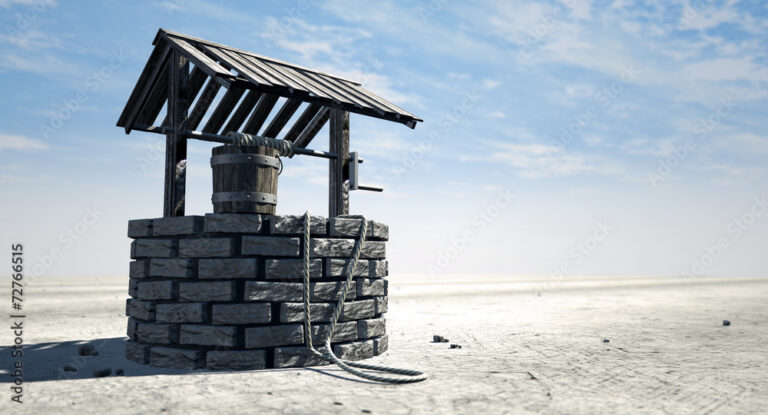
[329,109,350,218]
[163,50,190,217]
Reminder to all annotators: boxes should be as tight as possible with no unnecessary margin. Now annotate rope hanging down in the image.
[301,212,428,384]
[226,131,295,158]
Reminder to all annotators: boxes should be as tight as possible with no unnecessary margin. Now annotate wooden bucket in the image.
[211,144,279,215]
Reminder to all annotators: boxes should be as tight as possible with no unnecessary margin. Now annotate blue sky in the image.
[1,0,767,278]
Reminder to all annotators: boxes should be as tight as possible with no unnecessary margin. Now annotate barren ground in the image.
[1,275,766,414]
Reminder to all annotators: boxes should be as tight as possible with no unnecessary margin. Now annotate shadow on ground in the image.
[0,338,376,383]
[0,337,286,382]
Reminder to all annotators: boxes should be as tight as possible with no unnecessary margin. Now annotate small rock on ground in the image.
[723,320,731,326]
[78,344,98,356]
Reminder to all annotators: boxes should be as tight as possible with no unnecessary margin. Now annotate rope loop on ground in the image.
[302,211,428,384]
[226,131,295,158]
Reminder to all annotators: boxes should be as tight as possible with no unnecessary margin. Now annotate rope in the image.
[226,131,295,158]
[301,211,428,384]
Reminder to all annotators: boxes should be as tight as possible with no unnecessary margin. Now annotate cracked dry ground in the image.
[2,276,766,414]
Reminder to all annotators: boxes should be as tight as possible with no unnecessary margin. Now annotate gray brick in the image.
[198,258,257,278]
[245,281,355,302]
[149,258,195,278]
[129,260,149,279]
[333,340,374,361]
[125,340,149,364]
[204,213,262,233]
[132,239,177,258]
[241,236,300,256]
[179,281,235,301]
[280,300,375,323]
[179,238,233,258]
[180,325,237,347]
[325,258,369,277]
[128,279,138,298]
[274,346,330,368]
[341,299,377,321]
[149,346,202,369]
[329,218,389,240]
[212,303,271,324]
[126,299,155,320]
[310,239,385,259]
[375,297,388,314]
[127,317,139,340]
[244,324,303,349]
[356,278,387,297]
[156,303,207,323]
[374,260,388,277]
[373,334,389,355]
[358,317,386,339]
[136,280,176,300]
[265,258,321,279]
[152,216,202,236]
[136,323,178,344]
[128,219,153,238]
[280,302,333,323]
[269,215,327,236]
[207,350,266,370]
[311,321,358,344]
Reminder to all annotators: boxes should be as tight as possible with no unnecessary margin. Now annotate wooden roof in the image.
[117,28,421,141]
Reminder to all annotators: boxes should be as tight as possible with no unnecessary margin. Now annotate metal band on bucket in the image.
[212,191,277,205]
[210,153,280,169]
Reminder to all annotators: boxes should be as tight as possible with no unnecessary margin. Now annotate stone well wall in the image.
[124,214,389,370]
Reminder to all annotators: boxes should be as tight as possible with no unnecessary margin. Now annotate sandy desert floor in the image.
[1,275,767,414]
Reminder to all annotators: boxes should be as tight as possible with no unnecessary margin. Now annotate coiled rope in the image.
[226,131,295,158]
[301,211,428,384]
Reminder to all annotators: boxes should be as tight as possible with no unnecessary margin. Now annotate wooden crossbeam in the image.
[221,90,262,134]
[117,38,169,127]
[185,78,221,130]
[283,103,322,142]
[242,94,278,134]
[293,107,330,148]
[203,86,245,134]
[160,66,208,127]
[262,98,301,138]
[123,43,172,132]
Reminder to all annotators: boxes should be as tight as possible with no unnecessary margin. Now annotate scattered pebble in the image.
[115,369,124,376]
[602,338,610,343]
[432,335,449,343]
[333,402,343,406]
[93,368,112,378]
[450,344,462,349]
[723,320,731,326]
[78,344,98,356]
[361,410,372,414]
[63,365,77,372]
[527,371,537,380]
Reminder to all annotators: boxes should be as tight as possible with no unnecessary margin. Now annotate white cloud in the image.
[0,29,63,50]
[481,79,502,90]
[488,111,506,119]
[467,140,595,179]
[685,58,768,82]
[0,0,55,7]
[0,134,49,151]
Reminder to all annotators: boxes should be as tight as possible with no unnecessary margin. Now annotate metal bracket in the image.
[210,153,280,169]
[212,191,277,205]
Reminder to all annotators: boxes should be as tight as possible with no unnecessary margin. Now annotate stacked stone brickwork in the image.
[125,214,389,370]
